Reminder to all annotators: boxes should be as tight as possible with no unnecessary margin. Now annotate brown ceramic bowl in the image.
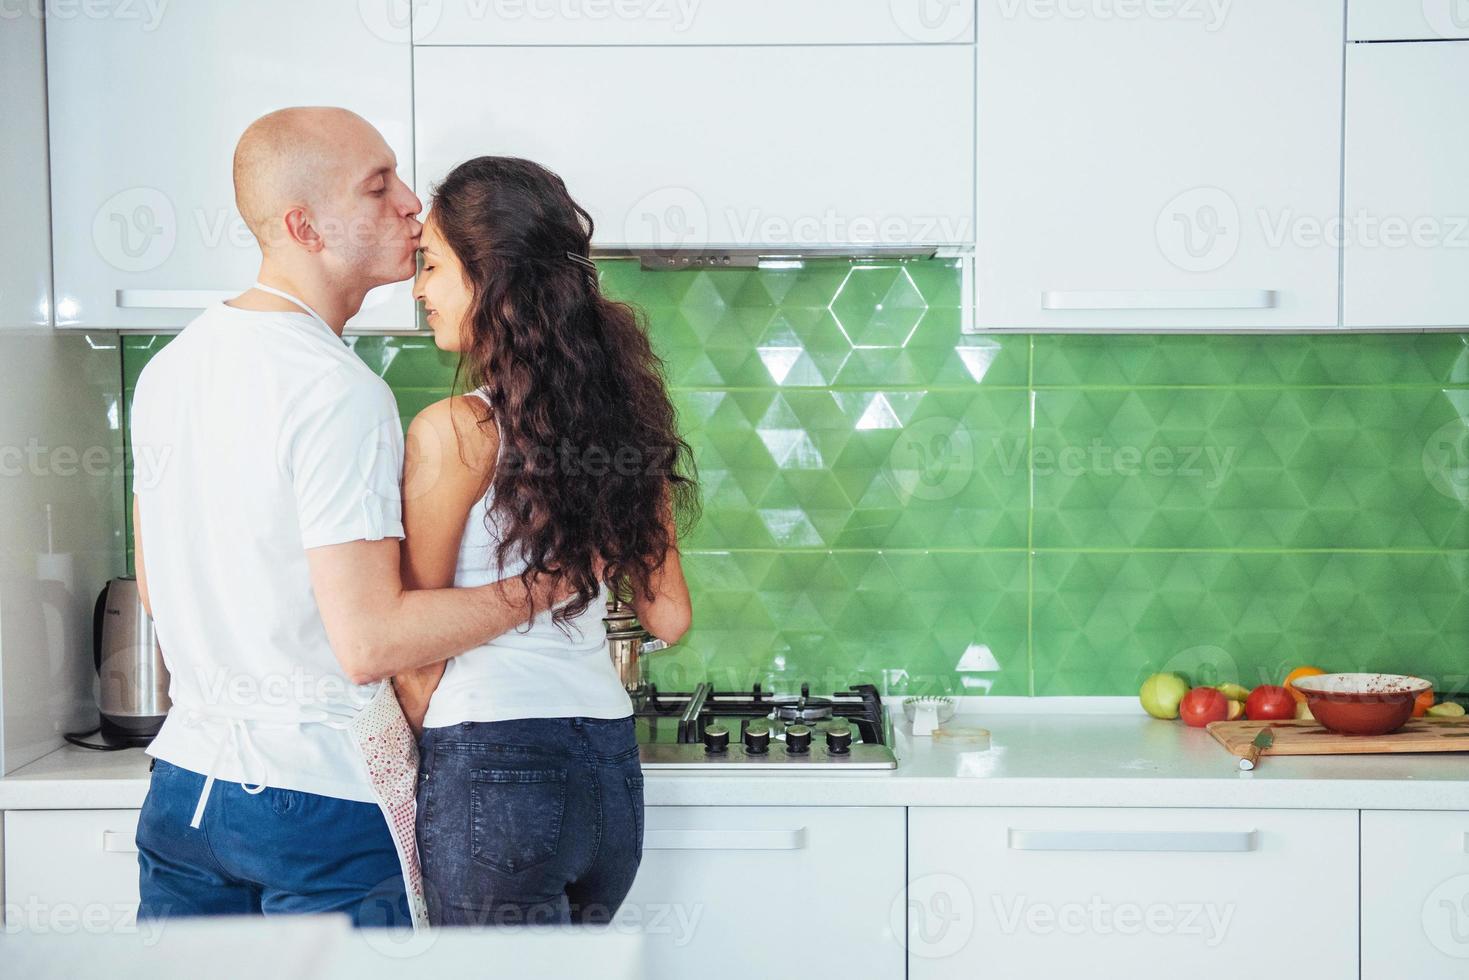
[1290,673,1432,736]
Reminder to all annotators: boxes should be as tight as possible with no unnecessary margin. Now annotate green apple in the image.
[1427,701,1466,718]
[1140,672,1191,720]
[1214,683,1252,702]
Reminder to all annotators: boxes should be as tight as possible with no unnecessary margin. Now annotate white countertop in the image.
[4,699,1467,811]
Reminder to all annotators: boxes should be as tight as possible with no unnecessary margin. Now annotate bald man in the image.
[128,107,565,927]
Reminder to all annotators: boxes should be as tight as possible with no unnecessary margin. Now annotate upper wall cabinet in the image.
[975,1,1344,331]
[414,0,975,45]
[415,45,975,250]
[1,10,51,329]
[47,2,415,331]
[1344,41,1469,329]
[1349,0,1469,40]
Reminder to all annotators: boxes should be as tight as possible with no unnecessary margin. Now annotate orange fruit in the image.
[1413,688,1436,718]
[1283,666,1326,704]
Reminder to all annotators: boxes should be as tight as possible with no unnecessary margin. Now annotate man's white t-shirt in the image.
[130,302,404,803]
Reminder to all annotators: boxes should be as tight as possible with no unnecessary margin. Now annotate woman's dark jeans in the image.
[416,715,644,927]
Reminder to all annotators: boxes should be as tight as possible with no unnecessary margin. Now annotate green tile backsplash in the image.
[120,261,1469,698]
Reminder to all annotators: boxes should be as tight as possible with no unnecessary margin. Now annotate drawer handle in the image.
[1041,289,1278,311]
[644,828,808,851]
[116,289,236,309]
[102,831,138,854]
[1008,829,1258,852]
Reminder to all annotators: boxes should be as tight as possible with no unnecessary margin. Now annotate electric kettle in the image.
[91,577,170,746]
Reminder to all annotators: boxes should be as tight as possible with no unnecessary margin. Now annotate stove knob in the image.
[785,724,812,754]
[703,723,729,754]
[825,725,853,755]
[744,723,770,755]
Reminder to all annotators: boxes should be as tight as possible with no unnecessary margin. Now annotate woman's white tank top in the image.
[420,389,634,727]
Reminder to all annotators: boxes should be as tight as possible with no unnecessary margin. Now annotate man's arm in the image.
[307,538,563,685]
[132,494,152,617]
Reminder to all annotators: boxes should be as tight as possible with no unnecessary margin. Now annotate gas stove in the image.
[631,682,898,770]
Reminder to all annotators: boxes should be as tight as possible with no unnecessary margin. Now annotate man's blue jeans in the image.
[135,759,410,927]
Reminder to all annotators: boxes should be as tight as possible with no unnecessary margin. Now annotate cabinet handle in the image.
[101,831,138,854]
[644,828,808,851]
[1041,289,1278,311]
[115,289,236,309]
[1008,829,1257,852]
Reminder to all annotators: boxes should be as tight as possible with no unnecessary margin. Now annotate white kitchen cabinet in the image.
[0,8,50,329]
[1349,0,1469,41]
[414,45,974,250]
[975,0,1343,330]
[906,807,1358,979]
[1362,809,1469,975]
[1343,41,1469,329]
[618,805,905,976]
[415,0,974,45]
[47,1,415,331]
[3,810,141,931]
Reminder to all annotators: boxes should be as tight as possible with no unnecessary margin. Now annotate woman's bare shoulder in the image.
[407,394,500,481]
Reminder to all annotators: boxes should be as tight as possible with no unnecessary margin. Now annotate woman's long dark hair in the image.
[429,156,698,627]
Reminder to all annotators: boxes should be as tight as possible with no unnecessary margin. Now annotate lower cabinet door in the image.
[619,805,906,978]
[906,807,1357,979]
[4,810,142,932]
[1362,809,1469,977]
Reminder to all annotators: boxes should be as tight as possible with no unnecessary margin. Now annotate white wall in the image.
[0,10,125,774]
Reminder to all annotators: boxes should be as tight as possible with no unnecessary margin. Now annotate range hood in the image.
[591,245,959,271]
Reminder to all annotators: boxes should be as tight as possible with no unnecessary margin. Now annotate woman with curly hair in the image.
[394,156,697,927]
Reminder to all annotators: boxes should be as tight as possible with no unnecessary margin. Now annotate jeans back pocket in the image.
[625,771,645,864]
[469,767,567,874]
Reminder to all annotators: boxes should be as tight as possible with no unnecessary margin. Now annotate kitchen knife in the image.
[1239,726,1274,771]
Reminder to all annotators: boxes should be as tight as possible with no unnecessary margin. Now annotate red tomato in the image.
[1179,687,1229,728]
[1245,684,1297,721]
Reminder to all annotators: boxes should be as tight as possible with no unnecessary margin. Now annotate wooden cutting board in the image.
[1207,717,1469,757]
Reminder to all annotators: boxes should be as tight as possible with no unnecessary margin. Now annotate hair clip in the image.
[566,251,597,273]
